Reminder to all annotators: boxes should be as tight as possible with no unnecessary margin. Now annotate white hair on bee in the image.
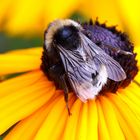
[45,19,82,48]
[77,64,108,102]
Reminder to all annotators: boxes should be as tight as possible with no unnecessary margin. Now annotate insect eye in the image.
[54,26,80,50]
[58,27,73,40]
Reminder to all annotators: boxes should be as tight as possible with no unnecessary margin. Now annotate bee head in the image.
[54,25,81,50]
[45,19,82,50]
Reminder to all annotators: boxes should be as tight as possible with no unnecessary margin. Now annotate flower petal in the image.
[0,51,41,75]
[62,99,82,140]
[75,102,88,140]
[0,0,12,26]
[117,91,140,119]
[7,47,42,56]
[96,99,110,140]
[4,94,99,140]
[122,82,140,109]
[135,47,140,68]
[5,0,46,35]
[134,71,140,85]
[79,0,123,30]
[43,0,80,25]
[2,0,80,35]
[107,93,140,139]
[0,70,55,134]
[34,94,76,140]
[46,94,76,140]
[87,100,98,140]
[0,70,44,97]
[115,0,140,45]
[4,91,63,140]
[98,96,125,140]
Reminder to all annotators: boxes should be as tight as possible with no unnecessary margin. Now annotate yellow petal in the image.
[7,47,42,56]
[34,93,76,140]
[0,52,41,75]
[3,0,80,35]
[0,0,12,27]
[135,47,140,68]
[0,70,55,134]
[5,0,46,35]
[75,102,88,140]
[99,96,125,140]
[79,0,123,30]
[0,70,44,97]
[44,0,80,25]
[122,82,140,108]
[4,91,63,140]
[87,100,98,140]
[48,94,76,140]
[134,71,140,84]
[62,99,82,140]
[115,0,140,45]
[96,98,110,140]
[117,91,140,119]
[107,93,140,140]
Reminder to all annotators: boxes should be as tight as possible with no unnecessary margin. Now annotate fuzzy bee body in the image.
[41,19,129,106]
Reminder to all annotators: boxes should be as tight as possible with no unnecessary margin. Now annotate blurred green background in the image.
[0,32,42,53]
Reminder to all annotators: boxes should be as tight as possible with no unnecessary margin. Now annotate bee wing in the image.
[57,33,126,101]
[58,46,102,102]
[80,33,126,81]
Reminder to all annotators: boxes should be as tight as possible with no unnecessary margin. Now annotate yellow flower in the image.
[0,0,81,35]
[0,0,140,46]
[0,45,140,140]
[78,0,140,45]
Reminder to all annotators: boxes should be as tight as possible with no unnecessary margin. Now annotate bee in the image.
[41,19,131,115]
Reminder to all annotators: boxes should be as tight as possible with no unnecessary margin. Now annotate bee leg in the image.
[116,49,133,55]
[60,74,72,116]
[64,90,72,116]
[104,44,133,55]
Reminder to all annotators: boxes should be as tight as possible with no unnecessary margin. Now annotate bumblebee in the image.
[41,19,137,114]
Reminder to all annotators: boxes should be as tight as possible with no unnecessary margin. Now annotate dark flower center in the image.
[82,19,138,94]
[41,19,138,95]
